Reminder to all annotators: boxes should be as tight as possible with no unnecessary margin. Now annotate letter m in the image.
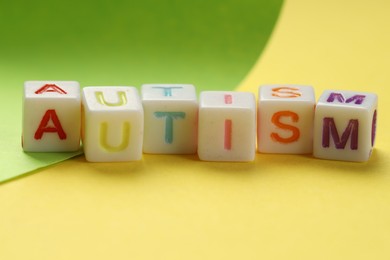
[322,118,359,150]
[327,93,366,104]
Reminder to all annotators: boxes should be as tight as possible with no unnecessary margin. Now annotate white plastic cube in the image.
[22,81,81,152]
[258,85,315,154]
[82,87,143,162]
[313,90,378,162]
[141,84,198,154]
[198,91,256,161]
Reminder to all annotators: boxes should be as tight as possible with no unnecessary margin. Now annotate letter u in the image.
[99,122,130,152]
[95,91,127,106]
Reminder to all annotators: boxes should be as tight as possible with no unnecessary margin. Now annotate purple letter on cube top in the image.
[326,93,366,105]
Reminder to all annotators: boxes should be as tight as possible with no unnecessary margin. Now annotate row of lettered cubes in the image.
[22,81,378,162]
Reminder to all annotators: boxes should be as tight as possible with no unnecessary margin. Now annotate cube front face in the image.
[141,84,198,154]
[198,91,256,162]
[258,85,315,154]
[313,90,378,162]
[82,87,144,162]
[22,81,81,152]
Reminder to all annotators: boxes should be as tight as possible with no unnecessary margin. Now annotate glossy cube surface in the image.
[22,81,81,152]
[258,85,315,154]
[313,90,378,162]
[82,87,143,162]
[198,91,256,161]
[141,84,198,154]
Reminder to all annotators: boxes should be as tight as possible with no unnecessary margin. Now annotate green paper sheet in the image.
[0,0,283,183]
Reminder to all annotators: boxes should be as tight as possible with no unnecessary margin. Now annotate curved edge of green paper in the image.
[0,0,284,183]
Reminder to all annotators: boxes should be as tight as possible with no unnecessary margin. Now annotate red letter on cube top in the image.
[35,84,67,95]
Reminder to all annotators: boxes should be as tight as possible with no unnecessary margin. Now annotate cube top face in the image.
[317,90,378,110]
[82,86,142,112]
[259,85,315,103]
[200,91,255,109]
[24,81,80,99]
[141,84,196,101]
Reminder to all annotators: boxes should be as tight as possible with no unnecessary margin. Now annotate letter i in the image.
[224,119,232,150]
[223,94,233,150]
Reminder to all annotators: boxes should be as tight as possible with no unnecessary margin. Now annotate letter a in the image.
[34,109,67,140]
[35,84,67,94]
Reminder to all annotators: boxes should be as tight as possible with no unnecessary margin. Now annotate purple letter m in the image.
[322,118,359,150]
[326,93,366,105]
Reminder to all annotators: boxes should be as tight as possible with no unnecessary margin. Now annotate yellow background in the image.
[1,0,390,259]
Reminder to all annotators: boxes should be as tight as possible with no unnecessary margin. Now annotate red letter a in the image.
[35,84,67,94]
[34,110,67,140]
